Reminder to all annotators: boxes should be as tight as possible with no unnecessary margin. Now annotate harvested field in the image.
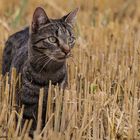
[0,0,140,139]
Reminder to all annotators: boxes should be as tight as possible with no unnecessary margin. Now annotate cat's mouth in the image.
[56,52,71,60]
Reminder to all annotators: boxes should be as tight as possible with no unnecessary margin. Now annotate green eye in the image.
[48,36,57,43]
[68,37,75,44]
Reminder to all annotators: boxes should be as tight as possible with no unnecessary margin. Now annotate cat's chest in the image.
[33,72,64,86]
[23,64,66,86]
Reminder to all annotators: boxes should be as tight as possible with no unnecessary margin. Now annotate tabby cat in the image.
[2,7,78,135]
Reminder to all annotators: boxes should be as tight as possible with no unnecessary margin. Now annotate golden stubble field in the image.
[0,0,140,139]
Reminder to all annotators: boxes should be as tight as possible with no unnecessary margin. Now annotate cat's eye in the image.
[68,37,75,44]
[48,36,57,43]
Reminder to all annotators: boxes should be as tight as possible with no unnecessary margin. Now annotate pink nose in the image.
[61,46,70,55]
[63,48,70,55]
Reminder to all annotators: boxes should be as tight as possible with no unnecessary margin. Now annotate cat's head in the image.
[29,7,78,66]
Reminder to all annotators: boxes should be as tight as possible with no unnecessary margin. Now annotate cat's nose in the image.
[62,46,70,55]
[63,48,70,55]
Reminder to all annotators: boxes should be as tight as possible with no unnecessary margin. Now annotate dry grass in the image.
[0,0,140,139]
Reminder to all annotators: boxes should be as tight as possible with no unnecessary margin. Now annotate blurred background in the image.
[0,0,140,40]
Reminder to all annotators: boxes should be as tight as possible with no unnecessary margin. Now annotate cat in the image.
[2,7,78,136]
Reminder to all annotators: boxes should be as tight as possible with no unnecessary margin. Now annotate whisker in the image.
[31,53,44,57]
[68,53,73,57]
[35,55,48,64]
[30,54,44,60]
[39,58,52,73]
[70,56,77,66]
[39,57,50,66]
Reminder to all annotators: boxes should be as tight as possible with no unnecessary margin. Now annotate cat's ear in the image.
[31,7,50,32]
[62,8,79,26]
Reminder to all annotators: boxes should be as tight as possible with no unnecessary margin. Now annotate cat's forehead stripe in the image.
[57,22,72,37]
[38,23,58,30]
[38,21,72,37]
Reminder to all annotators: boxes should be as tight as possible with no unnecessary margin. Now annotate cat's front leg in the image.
[19,83,39,137]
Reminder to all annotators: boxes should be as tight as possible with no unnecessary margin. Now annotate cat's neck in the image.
[29,58,66,73]
[23,60,66,86]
